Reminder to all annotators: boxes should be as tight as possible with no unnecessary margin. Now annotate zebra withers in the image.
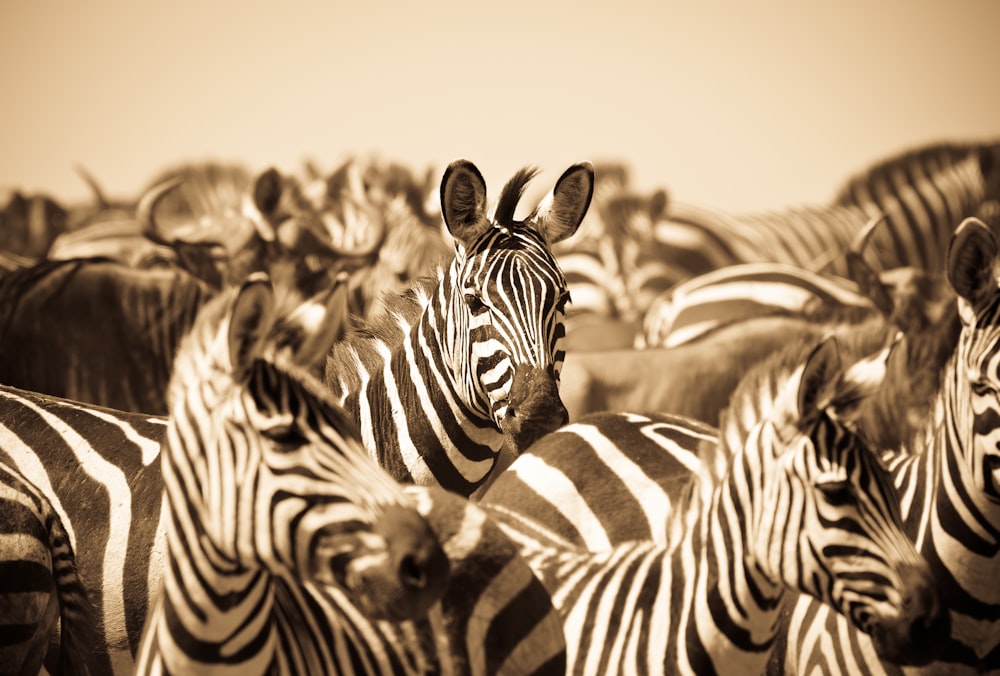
[324,159,594,496]
[482,336,949,673]
[128,274,451,673]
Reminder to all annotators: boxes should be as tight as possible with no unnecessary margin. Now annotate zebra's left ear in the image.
[227,273,275,381]
[531,162,595,245]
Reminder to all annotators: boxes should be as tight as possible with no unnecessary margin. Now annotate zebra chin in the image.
[499,364,569,453]
[307,505,450,622]
[854,564,951,666]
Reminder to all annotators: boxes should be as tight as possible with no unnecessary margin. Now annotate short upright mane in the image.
[494,166,541,227]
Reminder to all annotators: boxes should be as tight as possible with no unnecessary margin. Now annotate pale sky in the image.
[2,0,999,212]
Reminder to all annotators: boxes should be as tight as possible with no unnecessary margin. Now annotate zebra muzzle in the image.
[500,365,568,454]
[866,564,951,666]
[311,507,450,622]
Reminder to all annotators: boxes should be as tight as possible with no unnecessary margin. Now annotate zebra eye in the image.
[464,292,487,313]
[816,479,854,505]
[971,381,995,397]
[264,424,308,450]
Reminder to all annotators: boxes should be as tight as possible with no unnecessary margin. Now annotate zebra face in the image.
[439,160,593,452]
[166,275,449,622]
[742,337,948,665]
[452,227,572,440]
[948,217,1000,503]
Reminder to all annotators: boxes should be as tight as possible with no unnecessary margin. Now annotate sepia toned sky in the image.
[2,0,999,212]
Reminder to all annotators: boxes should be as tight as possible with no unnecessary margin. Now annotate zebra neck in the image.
[328,303,504,495]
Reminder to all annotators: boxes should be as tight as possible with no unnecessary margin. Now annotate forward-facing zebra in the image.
[0,460,98,675]
[481,335,949,673]
[0,281,566,674]
[779,215,1000,674]
[324,159,594,496]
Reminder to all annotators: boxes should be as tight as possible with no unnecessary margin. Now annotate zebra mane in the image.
[835,141,984,200]
[494,166,541,227]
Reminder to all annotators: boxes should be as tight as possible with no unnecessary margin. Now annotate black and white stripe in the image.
[324,160,594,496]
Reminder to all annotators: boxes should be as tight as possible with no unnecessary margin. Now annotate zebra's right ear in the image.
[947,217,998,322]
[532,162,595,245]
[227,273,274,381]
[440,160,491,247]
[249,168,282,242]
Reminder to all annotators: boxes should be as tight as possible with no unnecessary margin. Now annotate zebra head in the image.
[727,336,948,666]
[439,160,594,453]
[946,216,1000,504]
[164,274,449,622]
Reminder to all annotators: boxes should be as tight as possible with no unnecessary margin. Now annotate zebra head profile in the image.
[137,274,450,672]
[725,335,949,666]
[439,159,594,454]
[946,215,1000,504]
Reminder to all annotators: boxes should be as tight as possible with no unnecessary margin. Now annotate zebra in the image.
[0,459,99,675]
[0,287,566,674]
[778,215,1000,674]
[323,159,594,496]
[480,334,949,673]
[831,140,1000,273]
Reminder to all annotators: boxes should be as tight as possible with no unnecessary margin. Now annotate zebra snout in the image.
[373,505,450,620]
[501,365,568,453]
[868,564,950,666]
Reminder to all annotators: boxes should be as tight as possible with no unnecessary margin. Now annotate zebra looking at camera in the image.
[481,335,948,674]
[324,159,594,496]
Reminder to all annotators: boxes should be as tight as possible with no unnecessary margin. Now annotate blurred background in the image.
[2,0,999,211]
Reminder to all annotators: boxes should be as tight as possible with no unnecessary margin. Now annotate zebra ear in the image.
[796,336,842,429]
[283,275,352,370]
[249,168,282,242]
[948,217,998,322]
[227,273,274,380]
[440,160,491,247]
[531,162,595,245]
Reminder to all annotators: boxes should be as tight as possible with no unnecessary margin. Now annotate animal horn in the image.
[136,177,185,246]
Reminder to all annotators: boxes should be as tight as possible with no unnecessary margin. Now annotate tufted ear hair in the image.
[440,160,491,247]
[947,217,999,322]
[227,272,274,381]
[531,162,595,245]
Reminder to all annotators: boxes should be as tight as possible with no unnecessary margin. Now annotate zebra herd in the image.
[0,140,998,674]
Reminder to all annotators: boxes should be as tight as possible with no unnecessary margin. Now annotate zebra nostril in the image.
[399,553,427,590]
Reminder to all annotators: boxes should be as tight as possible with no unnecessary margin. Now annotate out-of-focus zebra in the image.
[481,335,949,673]
[0,459,98,675]
[0,277,567,674]
[832,140,1000,272]
[780,215,1000,674]
[323,159,594,496]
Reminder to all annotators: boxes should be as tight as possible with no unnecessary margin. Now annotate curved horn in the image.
[74,165,110,209]
[136,177,185,246]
